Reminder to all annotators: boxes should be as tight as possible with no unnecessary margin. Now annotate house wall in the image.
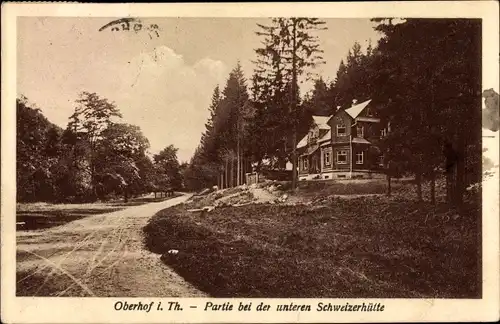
[352,144,368,170]
[299,155,309,175]
[309,150,321,174]
[320,145,333,172]
[329,110,352,144]
[333,145,350,170]
[354,120,382,142]
[298,103,388,179]
[332,145,376,171]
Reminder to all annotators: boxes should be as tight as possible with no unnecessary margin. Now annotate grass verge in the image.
[143,195,481,298]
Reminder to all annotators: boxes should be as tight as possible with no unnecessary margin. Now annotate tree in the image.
[371,18,482,207]
[302,77,333,116]
[213,63,251,187]
[96,123,151,201]
[330,42,375,110]
[252,18,326,186]
[200,85,222,163]
[279,18,327,189]
[154,145,183,190]
[68,92,122,199]
[16,96,64,201]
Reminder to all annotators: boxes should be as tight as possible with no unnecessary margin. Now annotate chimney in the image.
[352,99,358,106]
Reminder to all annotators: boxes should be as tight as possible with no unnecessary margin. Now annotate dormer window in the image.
[336,124,346,136]
[357,125,364,138]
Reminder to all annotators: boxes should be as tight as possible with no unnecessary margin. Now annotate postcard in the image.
[1,1,499,323]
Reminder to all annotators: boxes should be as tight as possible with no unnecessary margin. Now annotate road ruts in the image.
[16,194,208,297]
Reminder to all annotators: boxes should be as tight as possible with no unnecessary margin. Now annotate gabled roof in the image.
[344,99,372,119]
[318,129,331,143]
[297,115,331,149]
[297,135,308,149]
[352,137,371,144]
[313,115,332,130]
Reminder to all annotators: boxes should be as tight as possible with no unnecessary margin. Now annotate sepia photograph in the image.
[2,2,499,323]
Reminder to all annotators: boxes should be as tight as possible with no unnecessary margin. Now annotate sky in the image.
[17,17,382,162]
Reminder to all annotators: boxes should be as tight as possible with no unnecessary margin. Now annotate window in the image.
[324,151,331,166]
[336,124,346,136]
[378,155,384,166]
[336,150,347,164]
[356,151,364,165]
[303,157,308,170]
[357,125,364,138]
[380,128,387,138]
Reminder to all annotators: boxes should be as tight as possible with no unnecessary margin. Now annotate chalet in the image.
[297,99,389,180]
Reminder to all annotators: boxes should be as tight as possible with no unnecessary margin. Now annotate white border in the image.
[2,2,499,323]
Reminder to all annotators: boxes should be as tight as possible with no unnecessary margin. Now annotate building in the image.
[297,99,388,180]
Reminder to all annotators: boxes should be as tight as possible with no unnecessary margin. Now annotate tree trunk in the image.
[230,155,235,188]
[430,170,436,205]
[455,133,466,208]
[291,20,298,190]
[445,148,456,204]
[237,138,241,186]
[225,158,229,189]
[243,156,246,185]
[387,173,391,196]
[416,171,422,202]
[123,186,128,203]
[446,170,452,204]
[241,155,245,185]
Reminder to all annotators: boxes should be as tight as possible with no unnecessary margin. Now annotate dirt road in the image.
[16,194,208,297]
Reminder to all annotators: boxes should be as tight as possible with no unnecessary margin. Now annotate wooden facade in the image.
[297,99,387,180]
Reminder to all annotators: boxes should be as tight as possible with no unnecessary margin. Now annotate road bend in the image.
[16,194,207,297]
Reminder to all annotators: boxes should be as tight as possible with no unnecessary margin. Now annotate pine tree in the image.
[371,18,482,207]
[218,63,250,187]
[252,18,326,186]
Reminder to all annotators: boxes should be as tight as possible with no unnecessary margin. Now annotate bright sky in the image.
[17,17,381,162]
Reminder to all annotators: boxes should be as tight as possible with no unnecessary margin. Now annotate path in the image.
[16,194,207,297]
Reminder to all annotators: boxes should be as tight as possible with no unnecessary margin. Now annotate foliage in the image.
[300,18,482,207]
[16,93,182,203]
[16,96,64,201]
[154,145,183,190]
[371,19,482,205]
[185,63,253,191]
[250,18,326,176]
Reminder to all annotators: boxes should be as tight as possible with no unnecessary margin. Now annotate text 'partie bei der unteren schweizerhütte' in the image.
[113,301,385,313]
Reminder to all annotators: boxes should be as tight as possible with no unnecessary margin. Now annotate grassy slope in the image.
[143,194,481,298]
